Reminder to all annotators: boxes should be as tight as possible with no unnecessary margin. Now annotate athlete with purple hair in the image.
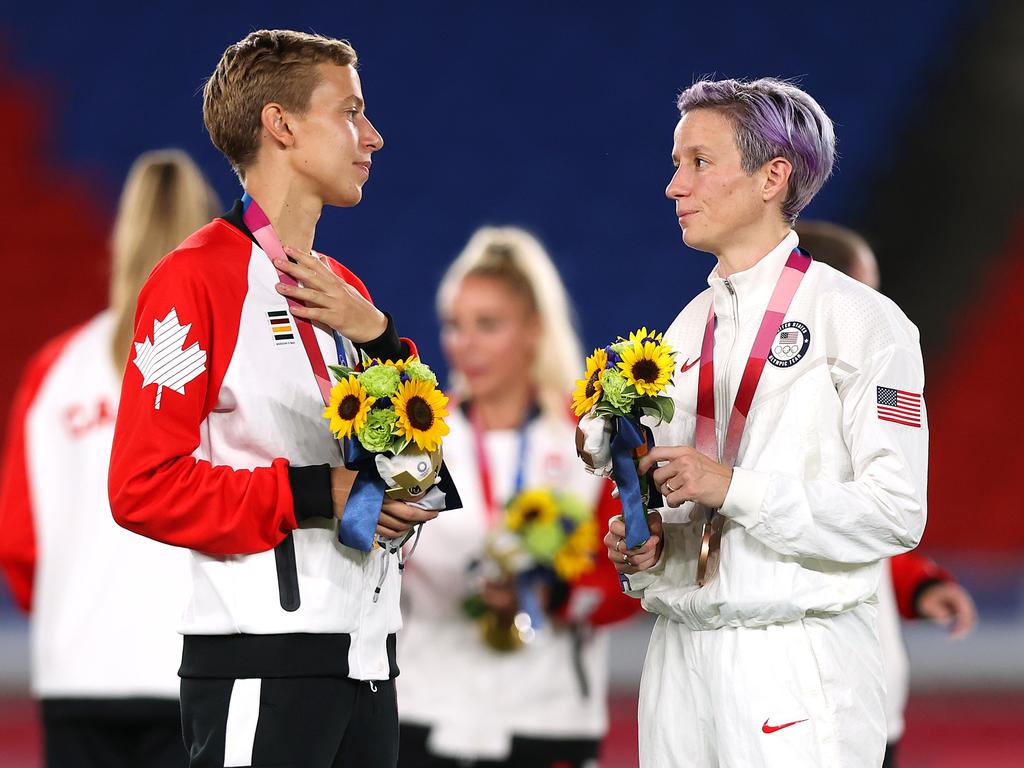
[593,79,929,766]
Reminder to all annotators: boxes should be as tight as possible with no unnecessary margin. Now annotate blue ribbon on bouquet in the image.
[514,565,564,633]
[330,331,387,552]
[609,415,662,551]
[515,569,546,632]
[337,430,388,552]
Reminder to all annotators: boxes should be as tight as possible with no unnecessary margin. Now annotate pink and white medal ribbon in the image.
[693,247,811,585]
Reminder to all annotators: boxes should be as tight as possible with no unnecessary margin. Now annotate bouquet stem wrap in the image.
[339,437,387,552]
[610,415,662,550]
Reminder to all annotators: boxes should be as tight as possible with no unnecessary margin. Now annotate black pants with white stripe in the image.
[181,676,398,768]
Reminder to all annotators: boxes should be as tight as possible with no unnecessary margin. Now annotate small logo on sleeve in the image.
[267,308,296,345]
[768,321,810,368]
[876,386,921,427]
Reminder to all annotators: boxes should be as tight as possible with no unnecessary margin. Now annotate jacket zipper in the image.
[718,278,740,460]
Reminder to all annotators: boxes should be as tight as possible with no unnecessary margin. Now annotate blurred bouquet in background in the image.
[572,328,675,549]
[463,488,597,652]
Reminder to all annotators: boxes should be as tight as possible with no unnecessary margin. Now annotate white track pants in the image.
[637,604,885,767]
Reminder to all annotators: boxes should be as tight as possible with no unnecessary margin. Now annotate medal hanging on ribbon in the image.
[693,247,811,586]
[241,193,385,552]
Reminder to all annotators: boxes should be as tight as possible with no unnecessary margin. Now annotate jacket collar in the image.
[707,230,799,320]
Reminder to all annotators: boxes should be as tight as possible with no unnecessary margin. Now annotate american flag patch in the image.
[779,330,799,342]
[876,386,921,428]
[267,309,295,345]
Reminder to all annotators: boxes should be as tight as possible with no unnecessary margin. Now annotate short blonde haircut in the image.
[109,150,220,369]
[437,227,584,424]
[203,29,357,179]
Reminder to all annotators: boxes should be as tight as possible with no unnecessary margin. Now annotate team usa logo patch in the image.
[876,386,922,428]
[267,308,296,345]
[767,321,810,368]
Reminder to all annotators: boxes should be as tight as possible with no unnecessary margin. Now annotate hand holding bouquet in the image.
[572,328,676,549]
[324,357,452,549]
[463,488,597,652]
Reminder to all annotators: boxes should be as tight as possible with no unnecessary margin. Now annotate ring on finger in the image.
[622,552,631,565]
[614,538,623,553]
[664,481,676,494]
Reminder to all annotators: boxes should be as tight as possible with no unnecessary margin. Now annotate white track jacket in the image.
[624,230,928,628]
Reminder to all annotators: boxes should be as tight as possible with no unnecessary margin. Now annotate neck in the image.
[472,380,534,431]
[714,218,791,278]
[244,170,323,254]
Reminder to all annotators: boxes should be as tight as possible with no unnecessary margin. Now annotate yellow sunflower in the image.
[626,327,664,345]
[505,489,559,531]
[567,519,599,554]
[324,375,375,438]
[394,379,450,451]
[554,547,595,581]
[617,339,675,397]
[371,355,411,372]
[572,347,608,417]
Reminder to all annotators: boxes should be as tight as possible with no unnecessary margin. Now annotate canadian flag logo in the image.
[133,308,207,410]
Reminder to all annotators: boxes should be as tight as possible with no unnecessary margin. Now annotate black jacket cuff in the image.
[355,312,407,361]
[288,464,334,523]
[910,577,946,618]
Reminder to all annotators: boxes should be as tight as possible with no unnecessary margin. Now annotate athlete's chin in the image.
[681,227,713,254]
[324,185,363,208]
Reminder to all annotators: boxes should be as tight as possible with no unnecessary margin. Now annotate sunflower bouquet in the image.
[325,357,451,503]
[463,488,598,651]
[572,328,676,549]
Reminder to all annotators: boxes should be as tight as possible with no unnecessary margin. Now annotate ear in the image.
[762,157,792,205]
[260,103,295,148]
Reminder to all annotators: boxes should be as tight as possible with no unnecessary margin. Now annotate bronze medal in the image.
[696,513,724,587]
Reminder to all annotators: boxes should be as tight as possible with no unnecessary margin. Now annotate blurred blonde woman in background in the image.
[0,150,220,768]
[397,227,640,768]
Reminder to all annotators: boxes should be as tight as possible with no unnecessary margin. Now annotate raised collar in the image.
[707,230,799,319]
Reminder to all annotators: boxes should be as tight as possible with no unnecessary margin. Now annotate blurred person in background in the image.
[397,227,640,768]
[0,149,219,768]
[601,78,928,767]
[796,220,978,768]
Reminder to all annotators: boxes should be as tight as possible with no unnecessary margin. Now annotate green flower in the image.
[556,492,590,525]
[357,407,400,453]
[521,519,566,565]
[404,360,438,386]
[600,368,637,412]
[359,364,401,398]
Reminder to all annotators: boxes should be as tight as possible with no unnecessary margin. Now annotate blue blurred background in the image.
[3,2,1024,765]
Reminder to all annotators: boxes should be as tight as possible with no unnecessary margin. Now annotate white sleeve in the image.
[718,342,928,564]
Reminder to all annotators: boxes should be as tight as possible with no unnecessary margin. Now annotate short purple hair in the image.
[677,78,835,225]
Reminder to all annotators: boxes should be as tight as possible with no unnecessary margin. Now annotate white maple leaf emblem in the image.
[133,308,207,410]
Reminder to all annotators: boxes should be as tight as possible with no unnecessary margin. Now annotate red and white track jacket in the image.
[108,203,416,682]
[0,311,189,698]
[398,406,640,759]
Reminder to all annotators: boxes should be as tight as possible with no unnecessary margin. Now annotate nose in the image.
[665,166,689,201]
[363,116,384,153]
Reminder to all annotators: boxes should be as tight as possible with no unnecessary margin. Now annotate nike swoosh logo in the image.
[679,357,699,373]
[762,718,808,734]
